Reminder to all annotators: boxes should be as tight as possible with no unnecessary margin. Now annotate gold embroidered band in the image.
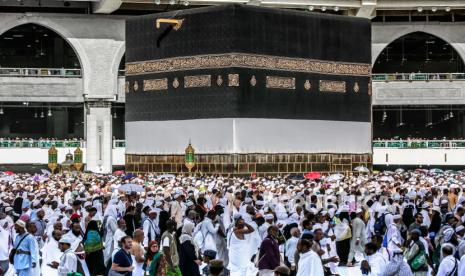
[184,75,211,88]
[143,78,168,91]
[266,76,296,89]
[126,53,371,77]
[319,80,346,93]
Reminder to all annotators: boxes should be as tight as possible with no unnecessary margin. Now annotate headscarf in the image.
[104,204,118,219]
[179,222,195,244]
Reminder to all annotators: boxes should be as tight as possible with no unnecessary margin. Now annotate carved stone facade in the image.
[126,153,372,175]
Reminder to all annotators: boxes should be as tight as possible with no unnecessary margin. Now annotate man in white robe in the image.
[296,239,323,276]
[113,219,127,253]
[386,215,403,260]
[143,209,160,247]
[348,208,366,266]
[459,254,465,276]
[361,242,387,276]
[41,230,63,276]
[437,243,459,276]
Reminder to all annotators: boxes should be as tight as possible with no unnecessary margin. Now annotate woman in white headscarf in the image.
[178,223,201,276]
[103,204,119,265]
[334,208,352,266]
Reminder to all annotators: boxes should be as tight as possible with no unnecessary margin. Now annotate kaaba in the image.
[125,4,372,175]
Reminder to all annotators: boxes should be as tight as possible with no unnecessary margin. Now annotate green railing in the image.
[0,140,85,148]
[372,73,465,82]
[0,68,81,77]
[373,140,465,148]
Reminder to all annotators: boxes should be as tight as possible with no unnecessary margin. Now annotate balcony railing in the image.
[372,73,465,82]
[0,140,85,148]
[373,140,465,149]
[0,139,127,149]
[0,68,82,77]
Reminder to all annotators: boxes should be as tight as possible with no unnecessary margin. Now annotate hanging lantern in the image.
[74,147,83,171]
[48,146,58,174]
[184,142,195,173]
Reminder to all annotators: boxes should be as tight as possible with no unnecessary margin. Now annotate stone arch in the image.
[372,28,465,67]
[112,43,125,77]
[0,17,89,78]
[372,28,464,73]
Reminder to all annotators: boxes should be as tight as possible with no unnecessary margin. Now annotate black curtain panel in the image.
[125,4,371,123]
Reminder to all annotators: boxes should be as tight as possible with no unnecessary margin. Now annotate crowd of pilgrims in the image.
[0,170,465,276]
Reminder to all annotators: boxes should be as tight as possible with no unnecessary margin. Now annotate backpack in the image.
[408,242,427,271]
[374,213,387,235]
[382,233,388,248]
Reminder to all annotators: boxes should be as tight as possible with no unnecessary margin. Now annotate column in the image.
[85,101,113,173]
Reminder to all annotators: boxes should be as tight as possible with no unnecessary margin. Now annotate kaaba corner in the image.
[124,4,372,175]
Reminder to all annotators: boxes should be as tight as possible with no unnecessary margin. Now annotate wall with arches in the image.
[0,13,126,100]
[372,23,465,66]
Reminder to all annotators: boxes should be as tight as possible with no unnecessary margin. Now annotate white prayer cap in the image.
[441,199,449,205]
[264,214,274,220]
[455,225,465,233]
[5,207,13,212]
[444,228,454,242]
[340,205,350,213]
[59,236,74,245]
[256,200,265,206]
[313,225,323,232]
[244,198,253,204]
[393,214,402,220]
[15,220,26,229]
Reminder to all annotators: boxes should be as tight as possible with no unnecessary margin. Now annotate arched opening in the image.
[114,54,125,140]
[0,23,81,70]
[373,32,464,74]
[0,24,84,140]
[372,32,465,142]
[118,54,125,76]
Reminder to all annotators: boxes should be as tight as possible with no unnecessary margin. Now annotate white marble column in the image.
[85,102,113,173]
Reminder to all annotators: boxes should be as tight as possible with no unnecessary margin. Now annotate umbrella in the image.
[4,171,14,176]
[327,173,344,182]
[118,183,145,193]
[123,173,137,181]
[354,166,370,173]
[289,174,304,180]
[429,168,444,174]
[304,172,321,180]
[379,175,394,182]
[40,169,51,176]
[0,176,14,182]
[445,170,458,175]
[113,170,125,176]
